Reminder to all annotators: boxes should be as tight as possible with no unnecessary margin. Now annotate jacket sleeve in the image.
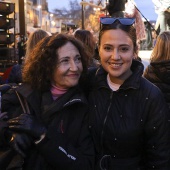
[144,86,170,169]
[35,113,95,170]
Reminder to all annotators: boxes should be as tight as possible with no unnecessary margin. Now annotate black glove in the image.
[0,112,8,120]
[8,114,46,140]
[9,132,33,157]
[0,112,8,129]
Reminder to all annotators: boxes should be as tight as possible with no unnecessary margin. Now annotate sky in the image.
[48,0,158,21]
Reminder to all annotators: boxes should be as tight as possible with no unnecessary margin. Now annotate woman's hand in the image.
[0,112,8,120]
[8,114,46,140]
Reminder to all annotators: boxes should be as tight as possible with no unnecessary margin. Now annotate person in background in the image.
[88,17,170,169]
[106,0,126,17]
[152,29,158,47]
[74,29,100,67]
[24,29,50,62]
[124,0,146,49]
[152,0,170,33]
[8,29,49,84]
[143,31,170,108]
[67,27,74,35]
[17,35,26,65]
[1,34,94,169]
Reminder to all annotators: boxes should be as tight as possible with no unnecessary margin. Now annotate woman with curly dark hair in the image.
[1,34,94,170]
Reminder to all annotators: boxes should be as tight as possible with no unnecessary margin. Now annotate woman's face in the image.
[53,42,83,89]
[99,29,134,84]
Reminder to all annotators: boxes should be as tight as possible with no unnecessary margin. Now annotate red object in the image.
[1,66,13,83]
[98,13,106,22]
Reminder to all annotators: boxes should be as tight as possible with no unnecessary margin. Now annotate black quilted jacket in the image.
[1,84,94,170]
[89,60,170,169]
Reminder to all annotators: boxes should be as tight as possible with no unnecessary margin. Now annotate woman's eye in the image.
[75,56,82,63]
[120,47,129,52]
[61,59,69,64]
[104,46,112,51]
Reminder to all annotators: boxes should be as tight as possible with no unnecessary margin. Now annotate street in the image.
[138,50,152,69]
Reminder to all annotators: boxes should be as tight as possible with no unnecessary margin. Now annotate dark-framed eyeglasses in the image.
[100,17,135,26]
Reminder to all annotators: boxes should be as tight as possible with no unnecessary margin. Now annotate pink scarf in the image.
[51,84,68,100]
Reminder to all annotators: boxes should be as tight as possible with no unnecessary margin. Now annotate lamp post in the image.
[81,0,85,29]
[105,0,108,16]
[18,0,26,37]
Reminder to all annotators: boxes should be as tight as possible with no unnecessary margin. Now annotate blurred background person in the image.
[17,35,26,65]
[74,29,100,67]
[24,29,50,62]
[124,0,146,49]
[1,34,94,169]
[152,29,158,47]
[105,0,126,17]
[143,31,170,107]
[67,27,74,35]
[8,29,49,84]
[152,0,170,34]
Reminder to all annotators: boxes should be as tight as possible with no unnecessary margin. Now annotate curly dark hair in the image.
[22,34,89,91]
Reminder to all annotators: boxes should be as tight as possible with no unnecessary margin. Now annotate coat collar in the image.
[95,60,144,91]
[149,60,170,84]
[15,84,88,119]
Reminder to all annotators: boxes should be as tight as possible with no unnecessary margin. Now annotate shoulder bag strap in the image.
[15,91,30,114]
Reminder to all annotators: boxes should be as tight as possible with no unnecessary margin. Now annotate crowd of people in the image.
[0,0,170,169]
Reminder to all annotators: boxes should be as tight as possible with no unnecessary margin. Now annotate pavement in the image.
[138,50,152,69]
[139,50,152,60]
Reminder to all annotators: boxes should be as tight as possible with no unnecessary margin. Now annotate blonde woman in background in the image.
[24,29,49,61]
[8,29,49,84]
[143,31,170,107]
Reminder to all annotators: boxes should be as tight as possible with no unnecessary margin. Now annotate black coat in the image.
[88,60,170,169]
[143,60,170,108]
[1,84,94,170]
[8,64,22,84]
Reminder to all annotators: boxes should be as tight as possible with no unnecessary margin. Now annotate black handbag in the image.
[0,88,30,170]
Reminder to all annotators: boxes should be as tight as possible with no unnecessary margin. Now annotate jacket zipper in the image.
[100,91,113,155]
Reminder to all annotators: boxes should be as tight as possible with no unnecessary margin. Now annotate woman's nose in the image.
[69,60,78,71]
[111,50,120,60]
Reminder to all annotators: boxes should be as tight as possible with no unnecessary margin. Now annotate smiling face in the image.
[53,42,83,89]
[99,29,135,85]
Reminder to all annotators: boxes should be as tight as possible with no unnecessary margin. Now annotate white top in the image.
[107,74,121,91]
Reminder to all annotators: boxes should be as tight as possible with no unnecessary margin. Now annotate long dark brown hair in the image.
[151,31,170,62]
[74,29,96,58]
